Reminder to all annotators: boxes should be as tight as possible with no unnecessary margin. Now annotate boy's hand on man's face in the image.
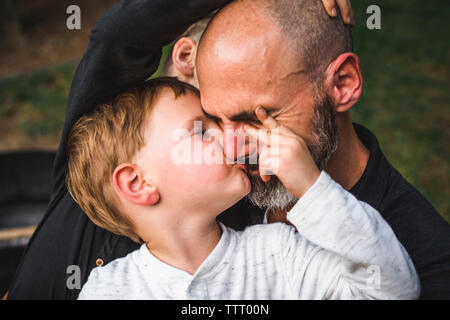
[243,107,321,199]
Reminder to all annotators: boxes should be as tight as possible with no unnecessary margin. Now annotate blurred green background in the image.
[0,0,448,221]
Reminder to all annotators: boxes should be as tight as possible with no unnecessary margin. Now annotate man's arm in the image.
[8,0,230,300]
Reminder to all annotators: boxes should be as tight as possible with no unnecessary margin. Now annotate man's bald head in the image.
[198,0,353,83]
[196,0,358,210]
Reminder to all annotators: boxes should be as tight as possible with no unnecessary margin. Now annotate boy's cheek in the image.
[179,163,231,187]
[162,141,233,187]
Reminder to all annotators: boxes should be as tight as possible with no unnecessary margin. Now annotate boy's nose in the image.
[222,126,258,163]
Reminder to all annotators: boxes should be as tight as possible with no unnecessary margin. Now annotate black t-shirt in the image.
[7,0,450,300]
[349,123,450,299]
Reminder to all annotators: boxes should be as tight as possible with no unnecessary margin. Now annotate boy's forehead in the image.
[152,90,204,124]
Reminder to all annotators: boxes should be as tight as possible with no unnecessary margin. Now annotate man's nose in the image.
[222,124,258,163]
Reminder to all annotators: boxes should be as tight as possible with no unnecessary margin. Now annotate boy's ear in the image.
[325,52,363,113]
[112,163,159,206]
[172,37,197,77]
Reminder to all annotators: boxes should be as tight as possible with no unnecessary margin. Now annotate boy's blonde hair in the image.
[67,77,199,243]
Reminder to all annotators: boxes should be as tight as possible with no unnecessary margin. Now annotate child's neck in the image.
[144,218,222,275]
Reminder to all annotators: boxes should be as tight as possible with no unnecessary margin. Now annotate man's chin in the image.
[245,171,297,210]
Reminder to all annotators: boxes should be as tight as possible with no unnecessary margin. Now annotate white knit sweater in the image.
[78,172,420,300]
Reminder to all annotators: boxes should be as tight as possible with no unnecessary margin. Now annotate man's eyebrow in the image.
[229,110,259,122]
[200,105,220,121]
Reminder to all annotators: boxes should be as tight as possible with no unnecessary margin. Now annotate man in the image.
[195,0,450,299]
[169,1,450,299]
[6,0,449,300]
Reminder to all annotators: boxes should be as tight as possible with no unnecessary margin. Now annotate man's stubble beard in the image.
[245,91,339,210]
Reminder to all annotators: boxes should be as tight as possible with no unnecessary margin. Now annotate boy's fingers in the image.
[336,0,353,25]
[255,107,279,130]
[259,156,280,182]
[259,165,273,182]
[350,7,355,26]
[321,0,337,17]
[243,124,270,145]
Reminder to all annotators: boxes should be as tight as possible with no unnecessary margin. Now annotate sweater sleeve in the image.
[280,171,420,300]
[51,0,230,203]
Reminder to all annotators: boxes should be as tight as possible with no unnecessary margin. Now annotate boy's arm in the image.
[244,107,419,299]
[281,171,420,299]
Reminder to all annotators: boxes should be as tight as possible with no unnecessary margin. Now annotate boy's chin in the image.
[213,171,251,212]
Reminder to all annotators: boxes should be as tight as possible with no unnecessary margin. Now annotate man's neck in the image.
[143,216,222,275]
[326,113,370,190]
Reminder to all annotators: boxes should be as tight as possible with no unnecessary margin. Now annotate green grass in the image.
[0,45,171,139]
[0,0,448,221]
[0,63,75,138]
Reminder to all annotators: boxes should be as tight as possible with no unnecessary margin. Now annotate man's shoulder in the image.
[354,124,450,298]
[378,159,444,227]
[357,125,449,253]
[352,123,441,219]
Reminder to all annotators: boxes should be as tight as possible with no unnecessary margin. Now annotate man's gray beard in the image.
[245,93,338,210]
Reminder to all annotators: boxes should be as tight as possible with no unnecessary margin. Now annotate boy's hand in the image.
[243,107,321,199]
[321,0,354,25]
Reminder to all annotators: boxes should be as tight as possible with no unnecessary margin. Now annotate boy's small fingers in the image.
[321,0,337,16]
[255,107,279,130]
[336,0,352,24]
[259,155,278,180]
[350,8,355,26]
[259,162,272,181]
[243,124,270,145]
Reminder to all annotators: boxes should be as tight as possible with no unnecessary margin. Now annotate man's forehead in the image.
[199,67,305,115]
[197,3,294,78]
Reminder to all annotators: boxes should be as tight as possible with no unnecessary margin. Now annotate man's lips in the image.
[245,163,260,176]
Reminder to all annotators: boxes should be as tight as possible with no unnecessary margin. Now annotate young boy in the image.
[68,77,419,300]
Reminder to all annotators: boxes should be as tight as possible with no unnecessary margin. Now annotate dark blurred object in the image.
[0,150,55,297]
[0,0,117,78]
[0,0,25,51]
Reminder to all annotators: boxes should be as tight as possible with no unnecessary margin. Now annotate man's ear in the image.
[112,163,159,206]
[325,53,363,113]
[172,37,197,77]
